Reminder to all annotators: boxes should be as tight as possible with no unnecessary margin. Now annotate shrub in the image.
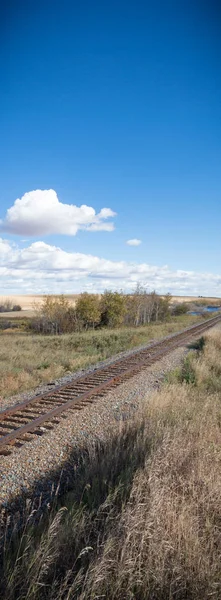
[188,336,205,351]
[12,304,22,311]
[0,299,15,312]
[172,302,189,315]
[179,354,196,384]
[75,293,101,329]
[31,295,77,334]
[100,291,126,328]
[2,299,13,312]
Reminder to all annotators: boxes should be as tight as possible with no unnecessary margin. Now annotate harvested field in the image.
[171,294,220,303]
[0,294,79,318]
[0,295,79,310]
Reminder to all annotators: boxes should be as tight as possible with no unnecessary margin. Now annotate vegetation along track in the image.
[0,315,220,456]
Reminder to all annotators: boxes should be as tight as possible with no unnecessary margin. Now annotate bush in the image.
[75,293,101,329]
[100,291,126,328]
[12,304,22,311]
[172,302,189,315]
[2,299,13,312]
[31,295,78,334]
[0,301,13,312]
[179,354,196,384]
[188,336,205,351]
[0,300,21,313]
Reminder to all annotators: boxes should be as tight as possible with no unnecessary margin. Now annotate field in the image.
[171,294,220,303]
[0,314,200,399]
[1,328,221,599]
[0,294,79,310]
[0,295,79,318]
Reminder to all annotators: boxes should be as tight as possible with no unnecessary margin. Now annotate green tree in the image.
[75,293,101,329]
[100,291,126,328]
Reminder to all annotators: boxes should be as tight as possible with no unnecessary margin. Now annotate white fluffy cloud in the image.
[126,239,142,246]
[0,190,116,236]
[0,237,221,296]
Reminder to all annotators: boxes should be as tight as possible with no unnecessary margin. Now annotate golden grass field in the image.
[0,294,79,317]
[171,294,220,303]
[0,294,81,318]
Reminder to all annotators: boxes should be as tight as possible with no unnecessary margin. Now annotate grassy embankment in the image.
[0,314,202,398]
[1,328,221,599]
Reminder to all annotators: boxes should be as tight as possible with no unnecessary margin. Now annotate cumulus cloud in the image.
[126,239,142,246]
[0,190,116,236]
[0,237,221,296]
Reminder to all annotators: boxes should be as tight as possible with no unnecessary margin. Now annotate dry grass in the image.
[0,315,199,398]
[1,329,221,599]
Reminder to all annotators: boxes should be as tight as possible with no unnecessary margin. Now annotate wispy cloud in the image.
[126,239,142,246]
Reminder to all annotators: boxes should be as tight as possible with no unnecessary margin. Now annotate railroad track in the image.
[0,314,220,456]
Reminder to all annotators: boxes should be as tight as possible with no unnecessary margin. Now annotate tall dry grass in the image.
[1,329,221,599]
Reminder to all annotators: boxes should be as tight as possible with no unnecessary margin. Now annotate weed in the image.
[37,362,51,370]
[179,354,196,384]
[188,335,205,351]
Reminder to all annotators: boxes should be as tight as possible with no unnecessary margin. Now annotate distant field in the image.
[0,294,79,311]
[0,294,79,318]
[171,295,220,304]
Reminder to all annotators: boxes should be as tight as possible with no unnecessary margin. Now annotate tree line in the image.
[30,287,172,334]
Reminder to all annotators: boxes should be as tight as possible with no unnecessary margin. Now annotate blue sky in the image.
[0,0,221,295]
